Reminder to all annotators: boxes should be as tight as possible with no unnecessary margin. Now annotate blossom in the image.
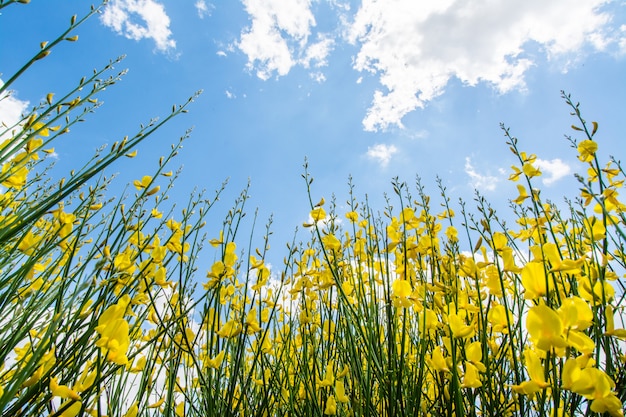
[324,395,337,415]
[577,140,598,163]
[526,304,567,351]
[95,295,132,365]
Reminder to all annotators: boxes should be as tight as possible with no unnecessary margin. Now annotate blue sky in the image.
[1,0,625,266]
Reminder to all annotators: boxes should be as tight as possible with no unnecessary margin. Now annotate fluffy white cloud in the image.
[301,35,335,68]
[366,143,397,167]
[195,0,213,19]
[237,0,334,80]
[0,81,29,142]
[465,157,501,192]
[347,0,620,131]
[100,0,176,53]
[535,158,572,185]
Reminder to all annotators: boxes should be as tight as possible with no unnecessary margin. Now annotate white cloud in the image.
[465,157,501,192]
[237,0,334,80]
[534,158,572,185]
[0,81,29,142]
[366,143,397,167]
[301,35,334,68]
[310,72,326,83]
[195,0,213,19]
[225,90,235,99]
[347,0,619,131]
[100,0,176,53]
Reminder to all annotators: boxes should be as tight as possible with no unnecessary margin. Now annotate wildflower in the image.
[391,279,413,308]
[324,395,337,415]
[175,401,184,417]
[95,295,132,365]
[523,162,541,178]
[605,306,626,339]
[466,341,486,372]
[345,211,358,222]
[1,164,28,189]
[148,397,166,408]
[322,233,341,252]
[123,402,138,417]
[462,362,482,388]
[216,319,242,338]
[318,362,335,387]
[335,380,350,403]
[130,355,147,372]
[558,296,592,331]
[487,304,510,333]
[133,175,152,190]
[113,250,137,275]
[57,401,82,417]
[428,347,449,373]
[511,349,550,398]
[513,184,529,205]
[205,350,225,369]
[448,311,474,339]
[577,140,598,163]
[310,207,326,222]
[526,304,567,351]
[509,165,522,181]
[567,365,624,417]
[245,309,262,334]
[50,377,81,401]
[521,262,548,300]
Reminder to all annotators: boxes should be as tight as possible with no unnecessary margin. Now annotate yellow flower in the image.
[391,279,411,298]
[130,355,147,372]
[568,365,624,415]
[245,309,262,334]
[509,165,522,181]
[216,319,242,338]
[113,251,137,274]
[488,304,510,333]
[522,162,541,178]
[1,163,28,189]
[577,139,598,162]
[322,233,341,252]
[521,262,548,300]
[604,306,626,339]
[175,401,185,417]
[123,402,138,417]
[95,295,132,365]
[462,362,482,388]
[448,311,474,339]
[511,349,549,397]
[324,395,337,415]
[318,362,335,387]
[526,304,567,351]
[428,347,449,373]
[558,296,592,331]
[513,184,529,205]
[345,211,358,222]
[133,175,152,190]
[310,207,326,222]
[205,350,225,369]
[50,377,81,401]
[148,397,166,408]
[335,380,350,403]
[57,400,82,417]
[466,341,486,372]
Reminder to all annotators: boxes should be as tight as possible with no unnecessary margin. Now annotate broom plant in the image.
[1,1,625,416]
